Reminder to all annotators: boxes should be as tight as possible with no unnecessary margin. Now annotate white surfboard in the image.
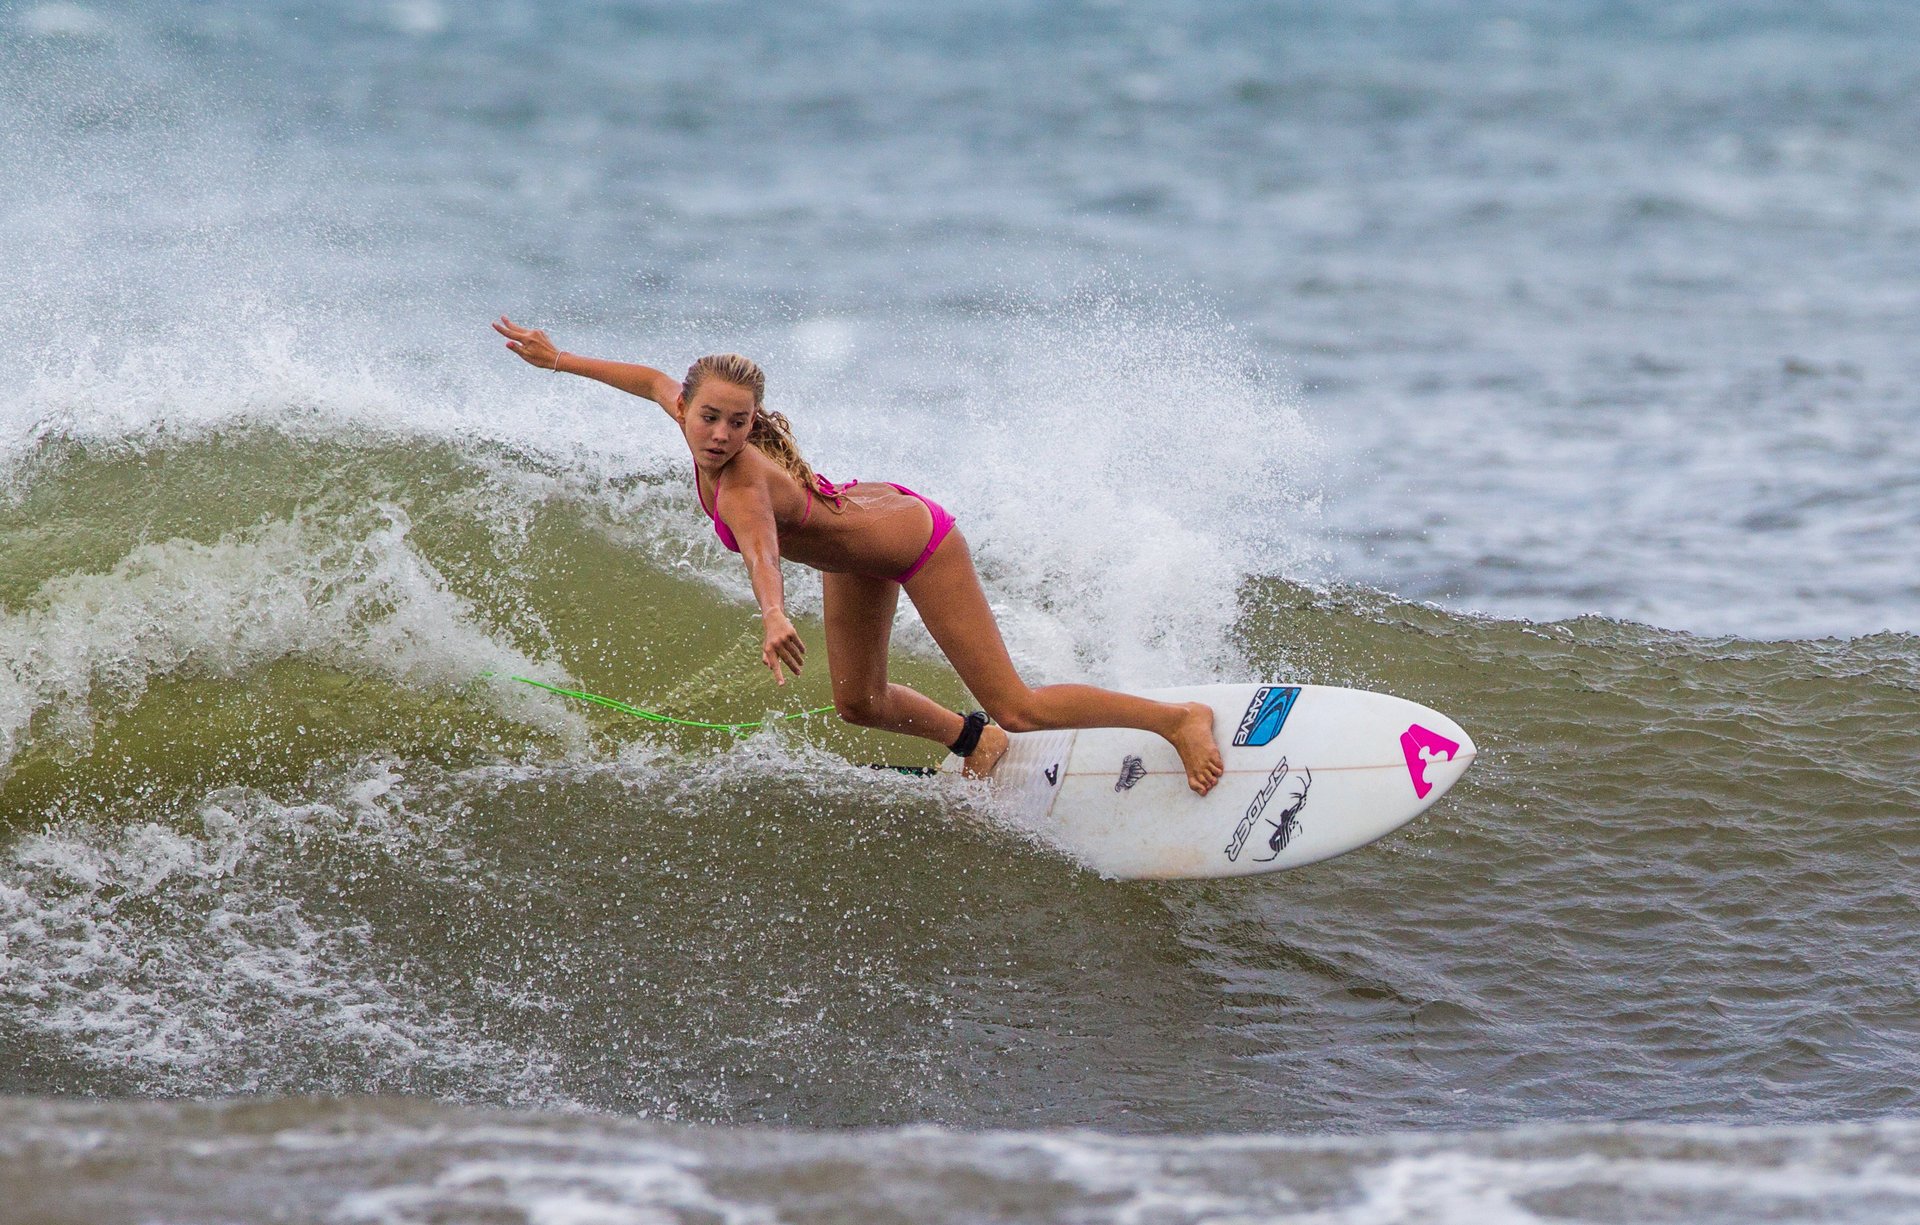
[940,683,1475,879]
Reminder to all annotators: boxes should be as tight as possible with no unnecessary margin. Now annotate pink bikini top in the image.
[696,472,855,553]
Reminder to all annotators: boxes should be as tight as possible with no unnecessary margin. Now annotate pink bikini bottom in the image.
[881,482,956,584]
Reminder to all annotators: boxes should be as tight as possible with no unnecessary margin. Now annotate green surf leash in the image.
[479,672,940,772]
[484,672,835,734]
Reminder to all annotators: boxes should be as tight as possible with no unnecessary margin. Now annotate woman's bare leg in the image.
[821,569,1010,776]
[902,531,1224,795]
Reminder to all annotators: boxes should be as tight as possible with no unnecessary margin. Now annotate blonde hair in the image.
[683,354,843,512]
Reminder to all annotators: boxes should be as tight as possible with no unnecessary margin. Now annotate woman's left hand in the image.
[761,611,805,685]
[493,316,562,370]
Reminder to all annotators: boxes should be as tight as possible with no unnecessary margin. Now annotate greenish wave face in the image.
[0,428,972,824]
[3,425,1918,1133]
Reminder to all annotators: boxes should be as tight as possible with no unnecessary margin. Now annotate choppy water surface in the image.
[11,1098,1920,1224]
[3,0,1918,1220]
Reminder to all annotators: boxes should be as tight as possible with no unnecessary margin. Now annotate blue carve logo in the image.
[1232,686,1300,748]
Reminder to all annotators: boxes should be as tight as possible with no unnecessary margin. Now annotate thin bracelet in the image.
[551,351,563,373]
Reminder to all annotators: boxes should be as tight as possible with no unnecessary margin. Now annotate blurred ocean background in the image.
[2,1,1917,1220]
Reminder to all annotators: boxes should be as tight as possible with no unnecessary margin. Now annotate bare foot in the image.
[961,723,1010,782]
[1170,702,1224,796]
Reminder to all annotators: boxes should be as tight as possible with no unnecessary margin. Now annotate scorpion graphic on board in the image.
[1250,768,1312,862]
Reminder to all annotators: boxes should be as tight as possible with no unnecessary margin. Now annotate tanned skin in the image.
[493,317,1224,794]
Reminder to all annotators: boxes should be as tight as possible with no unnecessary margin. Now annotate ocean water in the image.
[2,1,1918,1220]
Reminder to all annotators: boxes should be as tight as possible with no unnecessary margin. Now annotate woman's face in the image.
[682,379,756,467]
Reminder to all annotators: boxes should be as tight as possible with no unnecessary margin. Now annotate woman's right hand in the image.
[760,611,806,686]
[493,316,563,371]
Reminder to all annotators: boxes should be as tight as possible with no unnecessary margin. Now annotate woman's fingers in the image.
[764,631,804,683]
[493,317,548,346]
[497,323,557,367]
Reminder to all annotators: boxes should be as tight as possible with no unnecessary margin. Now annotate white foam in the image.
[1323,1143,1920,1224]
[767,288,1328,685]
[0,757,564,1098]
[335,1154,778,1225]
[16,3,113,39]
[4,257,1326,696]
[0,501,584,772]
[9,1104,1920,1224]
[386,1,449,38]
[846,1124,1920,1225]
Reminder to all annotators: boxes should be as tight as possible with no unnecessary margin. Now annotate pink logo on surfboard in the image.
[1400,724,1461,799]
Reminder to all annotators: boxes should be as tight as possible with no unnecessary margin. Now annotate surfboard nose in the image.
[1451,722,1478,762]
[1391,700,1471,801]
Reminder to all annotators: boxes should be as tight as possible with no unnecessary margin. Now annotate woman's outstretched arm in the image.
[716,476,806,685]
[492,316,683,420]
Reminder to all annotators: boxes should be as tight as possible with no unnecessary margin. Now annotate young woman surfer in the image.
[492,317,1225,795]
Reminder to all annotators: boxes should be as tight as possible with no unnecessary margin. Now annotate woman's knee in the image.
[835,692,887,727]
[982,694,1041,734]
